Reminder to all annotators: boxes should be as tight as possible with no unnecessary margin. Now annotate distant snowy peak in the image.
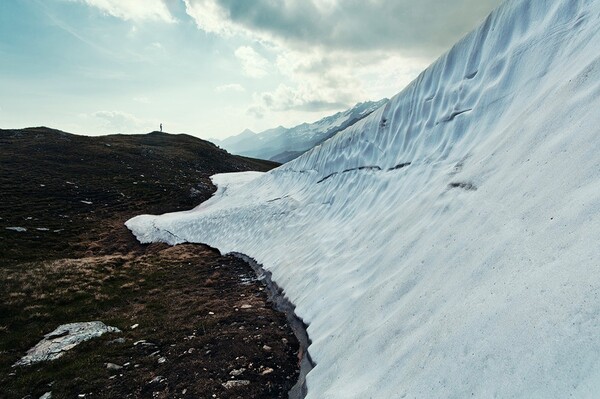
[299,99,389,136]
[238,128,255,136]
[218,99,389,162]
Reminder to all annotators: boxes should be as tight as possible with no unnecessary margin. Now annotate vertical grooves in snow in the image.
[127,0,600,397]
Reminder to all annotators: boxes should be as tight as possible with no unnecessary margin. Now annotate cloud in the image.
[183,0,502,56]
[184,0,500,120]
[246,48,427,118]
[93,110,154,132]
[183,0,232,35]
[72,0,176,23]
[253,80,353,114]
[243,50,364,118]
[234,46,269,78]
[215,83,246,93]
[246,105,265,119]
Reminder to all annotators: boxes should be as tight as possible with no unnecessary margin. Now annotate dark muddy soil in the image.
[0,128,299,398]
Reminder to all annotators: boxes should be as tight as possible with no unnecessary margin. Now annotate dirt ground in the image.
[0,128,299,398]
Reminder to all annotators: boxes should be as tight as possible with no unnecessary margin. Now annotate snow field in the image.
[127,0,600,397]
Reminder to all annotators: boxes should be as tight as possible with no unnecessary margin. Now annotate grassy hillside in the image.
[0,128,298,398]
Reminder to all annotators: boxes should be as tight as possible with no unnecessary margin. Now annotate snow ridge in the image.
[128,0,600,397]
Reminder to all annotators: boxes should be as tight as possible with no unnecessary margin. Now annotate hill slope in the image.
[0,128,301,399]
[0,127,278,262]
[215,99,388,162]
[128,0,600,398]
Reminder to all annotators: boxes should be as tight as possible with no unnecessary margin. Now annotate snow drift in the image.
[128,0,600,397]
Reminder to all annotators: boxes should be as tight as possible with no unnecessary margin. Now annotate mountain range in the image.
[214,99,388,163]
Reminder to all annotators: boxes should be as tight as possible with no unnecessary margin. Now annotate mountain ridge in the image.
[215,99,388,162]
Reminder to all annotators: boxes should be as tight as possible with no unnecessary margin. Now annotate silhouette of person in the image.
[160,123,163,132]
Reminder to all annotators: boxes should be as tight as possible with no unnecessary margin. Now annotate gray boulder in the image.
[14,321,121,367]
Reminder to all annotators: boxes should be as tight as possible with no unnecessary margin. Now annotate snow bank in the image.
[127,0,600,397]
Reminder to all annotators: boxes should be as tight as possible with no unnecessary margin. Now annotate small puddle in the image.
[233,253,314,399]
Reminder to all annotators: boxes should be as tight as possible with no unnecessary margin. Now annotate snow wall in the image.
[127,0,600,397]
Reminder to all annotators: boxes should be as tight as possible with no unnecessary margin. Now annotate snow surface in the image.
[128,0,600,397]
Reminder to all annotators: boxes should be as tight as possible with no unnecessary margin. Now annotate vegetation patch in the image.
[0,128,297,398]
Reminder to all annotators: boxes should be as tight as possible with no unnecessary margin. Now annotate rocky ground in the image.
[0,128,300,398]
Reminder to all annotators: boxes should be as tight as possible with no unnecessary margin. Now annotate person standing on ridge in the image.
[160,123,163,132]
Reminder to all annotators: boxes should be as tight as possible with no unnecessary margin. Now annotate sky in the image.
[0,0,502,140]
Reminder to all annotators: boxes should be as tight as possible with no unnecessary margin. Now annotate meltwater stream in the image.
[233,253,314,399]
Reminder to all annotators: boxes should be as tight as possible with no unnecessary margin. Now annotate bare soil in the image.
[0,128,299,398]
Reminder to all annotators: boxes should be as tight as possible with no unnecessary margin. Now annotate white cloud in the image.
[183,0,485,120]
[182,0,501,55]
[66,0,500,124]
[93,110,154,132]
[215,83,246,93]
[246,105,266,119]
[234,46,269,78]
[73,0,176,23]
[247,48,427,118]
[183,0,233,35]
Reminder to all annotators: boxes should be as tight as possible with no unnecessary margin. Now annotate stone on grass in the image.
[6,226,27,232]
[148,376,166,385]
[13,321,121,367]
[222,380,250,389]
[229,368,245,376]
[106,363,123,370]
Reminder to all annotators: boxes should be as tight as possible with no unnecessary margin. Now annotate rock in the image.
[148,376,166,385]
[229,368,245,376]
[261,367,274,375]
[222,380,250,389]
[40,392,52,399]
[130,324,139,330]
[106,363,123,370]
[240,304,252,309]
[157,357,166,364]
[13,321,121,367]
[262,345,272,351]
[6,227,27,232]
